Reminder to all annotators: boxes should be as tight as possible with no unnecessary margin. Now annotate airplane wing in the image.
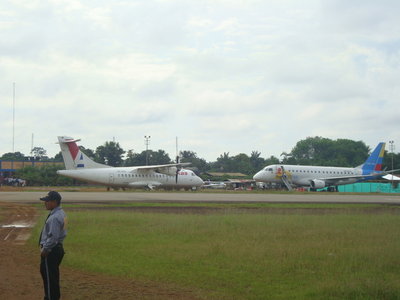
[382,174,400,181]
[381,169,400,181]
[129,163,191,178]
[317,170,396,185]
[133,162,191,171]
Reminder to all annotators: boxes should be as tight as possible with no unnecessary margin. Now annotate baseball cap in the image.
[40,191,62,202]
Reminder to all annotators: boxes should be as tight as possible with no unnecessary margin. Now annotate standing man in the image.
[39,191,67,300]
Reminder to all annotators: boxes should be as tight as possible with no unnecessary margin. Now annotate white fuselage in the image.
[253,164,363,187]
[57,167,204,189]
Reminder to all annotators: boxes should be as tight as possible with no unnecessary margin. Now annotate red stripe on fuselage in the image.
[66,142,79,160]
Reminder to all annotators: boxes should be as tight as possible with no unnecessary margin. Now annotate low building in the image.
[224,179,256,190]
[0,160,64,184]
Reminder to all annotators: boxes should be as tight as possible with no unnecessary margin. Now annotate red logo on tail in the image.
[66,141,79,160]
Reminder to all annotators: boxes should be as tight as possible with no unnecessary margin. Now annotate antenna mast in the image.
[12,82,15,153]
[176,136,179,163]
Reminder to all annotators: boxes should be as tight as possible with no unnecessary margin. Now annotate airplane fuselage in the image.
[253,164,368,188]
[57,167,203,189]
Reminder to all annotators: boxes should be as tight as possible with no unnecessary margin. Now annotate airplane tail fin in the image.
[57,136,111,170]
[359,142,385,174]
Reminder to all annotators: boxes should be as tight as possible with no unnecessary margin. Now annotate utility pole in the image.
[12,82,15,153]
[144,135,151,165]
[176,136,179,163]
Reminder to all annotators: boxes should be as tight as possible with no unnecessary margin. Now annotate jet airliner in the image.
[56,136,204,190]
[253,142,395,191]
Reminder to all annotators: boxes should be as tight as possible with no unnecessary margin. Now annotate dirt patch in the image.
[0,202,39,244]
[0,202,202,300]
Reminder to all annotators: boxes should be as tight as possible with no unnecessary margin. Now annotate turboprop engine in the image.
[158,167,178,176]
[310,179,326,189]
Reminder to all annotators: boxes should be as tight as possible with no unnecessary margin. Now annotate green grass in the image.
[31,209,400,299]
[57,202,400,209]
[30,202,400,213]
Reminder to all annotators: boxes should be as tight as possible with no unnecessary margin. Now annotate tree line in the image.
[1,137,399,186]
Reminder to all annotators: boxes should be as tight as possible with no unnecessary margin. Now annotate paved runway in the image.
[0,191,399,204]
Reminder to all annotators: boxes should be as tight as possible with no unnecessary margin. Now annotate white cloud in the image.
[0,0,399,162]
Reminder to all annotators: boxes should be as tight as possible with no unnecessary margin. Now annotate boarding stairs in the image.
[280,166,293,191]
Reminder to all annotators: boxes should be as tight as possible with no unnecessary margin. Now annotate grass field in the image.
[31,203,400,299]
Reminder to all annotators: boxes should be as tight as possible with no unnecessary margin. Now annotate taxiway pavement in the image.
[0,191,399,205]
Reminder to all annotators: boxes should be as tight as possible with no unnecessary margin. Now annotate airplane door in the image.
[109,173,114,184]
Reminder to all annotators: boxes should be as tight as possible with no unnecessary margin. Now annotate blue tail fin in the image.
[361,142,385,174]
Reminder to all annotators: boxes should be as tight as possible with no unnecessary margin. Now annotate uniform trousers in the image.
[40,244,65,300]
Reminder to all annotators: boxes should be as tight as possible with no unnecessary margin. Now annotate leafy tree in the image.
[16,165,74,186]
[212,152,234,172]
[382,151,400,171]
[280,151,296,164]
[211,151,278,175]
[180,150,196,162]
[211,152,255,175]
[95,141,125,167]
[264,155,280,166]
[287,137,369,167]
[125,149,172,166]
[1,151,26,161]
[288,137,333,165]
[180,150,209,173]
[250,151,265,173]
[125,150,146,166]
[53,151,64,162]
[331,139,370,167]
[150,149,172,165]
[232,153,253,174]
[31,147,48,161]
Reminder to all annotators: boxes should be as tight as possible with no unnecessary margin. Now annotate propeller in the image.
[176,155,180,183]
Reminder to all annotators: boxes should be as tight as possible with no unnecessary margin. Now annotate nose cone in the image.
[253,171,263,181]
[197,176,204,186]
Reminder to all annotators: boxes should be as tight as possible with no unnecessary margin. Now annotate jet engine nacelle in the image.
[310,179,326,189]
[158,167,178,176]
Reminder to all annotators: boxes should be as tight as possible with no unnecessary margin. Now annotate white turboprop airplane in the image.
[56,136,204,190]
[253,142,395,191]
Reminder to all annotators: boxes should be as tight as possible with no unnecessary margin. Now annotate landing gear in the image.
[327,186,339,192]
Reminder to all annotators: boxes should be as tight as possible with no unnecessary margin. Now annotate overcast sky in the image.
[1,0,399,162]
